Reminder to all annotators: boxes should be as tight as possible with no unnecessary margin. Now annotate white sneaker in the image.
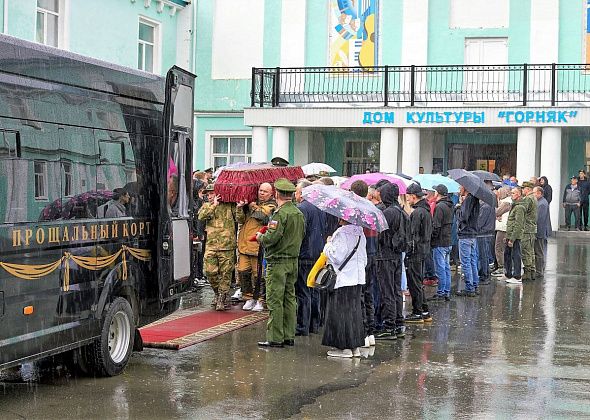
[352,348,361,357]
[242,299,256,311]
[499,275,510,281]
[362,337,370,348]
[231,288,242,299]
[327,349,353,358]
[368,335,375,346]
[505,278,522,284]
[251,301,265,312]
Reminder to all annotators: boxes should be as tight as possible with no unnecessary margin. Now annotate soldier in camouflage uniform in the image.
[236,183,277,311]
[198,184,237,310]
[521,182,538,281]
[256,179,305,348]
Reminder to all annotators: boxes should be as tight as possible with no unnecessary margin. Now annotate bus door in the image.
[158,66,195,302]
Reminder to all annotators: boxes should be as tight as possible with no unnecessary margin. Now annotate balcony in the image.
[250,64,590,108]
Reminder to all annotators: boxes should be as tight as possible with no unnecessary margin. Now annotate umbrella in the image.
[412,174,460,193]
[302,162,336,176]
[447,169,497,208]
[396,172,413,180]
[340,172,407,194]
[470,170,501,182]
[302,184,388,232]
[383,173,416,188]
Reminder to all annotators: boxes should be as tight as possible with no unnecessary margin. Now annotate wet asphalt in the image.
[2,236,590,419]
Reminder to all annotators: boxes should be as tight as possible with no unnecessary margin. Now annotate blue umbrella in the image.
[413,174,461,193]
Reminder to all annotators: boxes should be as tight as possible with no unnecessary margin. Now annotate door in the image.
[464,38,508,101]
[158,66,196,302]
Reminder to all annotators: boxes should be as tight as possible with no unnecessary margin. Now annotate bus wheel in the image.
[90,297,135,377]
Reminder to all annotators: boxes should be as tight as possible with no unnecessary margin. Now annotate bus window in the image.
[173,84,193,129]
[167,137,189,217]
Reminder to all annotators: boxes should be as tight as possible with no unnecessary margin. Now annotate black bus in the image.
[0,34,194,376]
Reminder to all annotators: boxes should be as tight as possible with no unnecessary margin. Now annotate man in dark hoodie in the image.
[539,176,552,204]
[428,185,454,301]
[456,185,480,297]
[374,182,406,339]
[404,183,433,323]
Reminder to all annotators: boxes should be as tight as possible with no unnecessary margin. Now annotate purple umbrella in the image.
[302,184,388,232]
[340,172,408,194]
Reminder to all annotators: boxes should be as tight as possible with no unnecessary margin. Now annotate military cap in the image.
[204,183,215,192]
[271,156,289,167]
[522,181,534,188]
[274,178,296,193]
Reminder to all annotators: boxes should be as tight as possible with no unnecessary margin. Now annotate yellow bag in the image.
[307,253,327,288]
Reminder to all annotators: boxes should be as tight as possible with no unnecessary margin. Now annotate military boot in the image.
[216,293,227,311]
[211,288,218,308]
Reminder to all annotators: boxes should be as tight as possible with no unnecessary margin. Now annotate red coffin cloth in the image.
[214,165,305,203]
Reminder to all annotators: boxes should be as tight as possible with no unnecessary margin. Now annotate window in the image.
[62,161,72,197]
[34,160,48,200]
[343,139,379,176]
[0,130,20,158]
[36,0,60,47]
[138,18,160,73]
[464,38,508,101]
[211,136,252,170]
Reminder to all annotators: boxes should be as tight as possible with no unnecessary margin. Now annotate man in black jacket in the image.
[476,200,496,287]
[456,186,480,296]
[577,170,590,230]
[428,185,454,301]
[374,182,406,339]
[405,183,433,323]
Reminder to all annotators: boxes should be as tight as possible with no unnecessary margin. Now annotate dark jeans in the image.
[504,239,522,279]
[295,260,320,335]
[581,201,589,228]
[565,205,580,229]
[477,236,492,281]
[376,255,403,330]
[406,254,428,315]
[362,255,377,336]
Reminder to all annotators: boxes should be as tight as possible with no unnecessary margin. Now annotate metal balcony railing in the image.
[250,64,590,107]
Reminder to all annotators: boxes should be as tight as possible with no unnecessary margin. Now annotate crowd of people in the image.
[189,167,565,358]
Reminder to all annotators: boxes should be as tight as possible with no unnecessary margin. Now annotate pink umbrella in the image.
[340,173,408,194]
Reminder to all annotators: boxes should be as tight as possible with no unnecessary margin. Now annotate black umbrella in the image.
[448,169,497,208]
[470,170,501,182]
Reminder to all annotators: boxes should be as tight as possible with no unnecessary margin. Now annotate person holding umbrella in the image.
[455,185,480,297]
[404,183,433,323]
[301,184,388,357]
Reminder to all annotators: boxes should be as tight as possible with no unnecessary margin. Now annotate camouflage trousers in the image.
[237,253,263,300]
[521,233,536,280]
[204,249,235,294]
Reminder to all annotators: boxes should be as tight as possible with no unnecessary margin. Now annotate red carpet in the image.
[140,308,268,350]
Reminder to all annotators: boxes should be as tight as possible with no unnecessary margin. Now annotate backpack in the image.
[391,206,411,253]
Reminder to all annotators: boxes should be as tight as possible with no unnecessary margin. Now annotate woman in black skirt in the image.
[322,221,367,358]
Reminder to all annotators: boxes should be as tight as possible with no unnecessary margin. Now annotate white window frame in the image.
[62,160,73,197]
[34,160,48,200]
[205,131,253,169]
[35,0,69,49]
[138,16,161,74]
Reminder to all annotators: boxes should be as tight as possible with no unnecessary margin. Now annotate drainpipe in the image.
[3,0,8,34]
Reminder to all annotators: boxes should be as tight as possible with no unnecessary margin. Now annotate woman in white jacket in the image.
[322,222,368,358]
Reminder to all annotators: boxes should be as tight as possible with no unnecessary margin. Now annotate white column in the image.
[516,127,537,183]
[401,128,420,176]
[540,127,561,232]
[251,126,268,163]
[293,130,310,166]
[272,127,290,162]
[419,131,433,173]
[379,128,398,173]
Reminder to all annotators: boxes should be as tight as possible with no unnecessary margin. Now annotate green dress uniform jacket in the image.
[521,193,538,280]
[259,201,305,260]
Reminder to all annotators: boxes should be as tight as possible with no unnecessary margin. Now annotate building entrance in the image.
[448,143,516,175]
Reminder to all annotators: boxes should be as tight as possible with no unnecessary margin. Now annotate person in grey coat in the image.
[534,186,551,276]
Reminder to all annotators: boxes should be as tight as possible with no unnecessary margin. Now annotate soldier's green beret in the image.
[274,178,296,193]
[522,181,534,188]
[204,183,215,192]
